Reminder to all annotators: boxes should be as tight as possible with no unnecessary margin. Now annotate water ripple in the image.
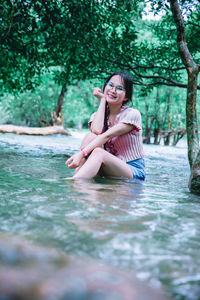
[0,133,200,299]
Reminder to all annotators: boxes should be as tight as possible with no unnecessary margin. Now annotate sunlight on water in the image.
[0,132,200,300]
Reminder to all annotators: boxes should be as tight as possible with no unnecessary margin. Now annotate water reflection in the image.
[64,178,152,239]
[67,177,144,204]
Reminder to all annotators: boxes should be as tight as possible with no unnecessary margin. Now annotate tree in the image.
[168,0,200,194]
[0,0,56,93]
[38,0,141,124]
[109,0,200,194]
[1,0,199,193]
[95,0,200,193]
[139,0,200,194]
[0,0,140,123]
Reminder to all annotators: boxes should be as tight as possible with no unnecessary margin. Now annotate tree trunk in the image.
[169,0,200,194]
[164,133,170,146]
[186,70,199,168]
[0,124,70,136]
[52,84,67,126]
[153,127,160,145]
[187,69,200,195]
[143,102,151,144]
[153,88,160,145]
[172,129,186,146]
[164,90,172,146]
[189,150,200,195]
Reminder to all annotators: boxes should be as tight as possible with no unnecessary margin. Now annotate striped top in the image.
[89,105,144,162]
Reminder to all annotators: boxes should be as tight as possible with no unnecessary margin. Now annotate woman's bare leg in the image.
[75,132,97,173]
[73,147,133,179]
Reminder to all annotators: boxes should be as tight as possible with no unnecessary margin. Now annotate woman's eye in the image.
[108,82,113,87]
[116,86,123,91]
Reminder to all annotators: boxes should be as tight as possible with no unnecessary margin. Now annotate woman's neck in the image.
[108,103,123,115]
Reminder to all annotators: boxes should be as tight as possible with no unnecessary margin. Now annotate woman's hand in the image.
[93,87,105,100]
[65,151,84,169]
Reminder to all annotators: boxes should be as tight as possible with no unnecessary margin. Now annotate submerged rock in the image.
[0,233,170,300]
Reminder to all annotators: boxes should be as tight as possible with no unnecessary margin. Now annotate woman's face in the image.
[104,75,127,106]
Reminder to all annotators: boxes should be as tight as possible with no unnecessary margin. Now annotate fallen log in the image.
[0,124,70,136]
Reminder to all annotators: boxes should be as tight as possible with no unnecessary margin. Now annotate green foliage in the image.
[0,0,45,93]
[63,79,102,128]
[0,0,140,93]
[133,84,187,133]
[0,102,11,124]
[124,0,200,90]
[0,0,199,137]
[1,0,199,94]
[0,73,102,128]
[1,70,197,134]
[1,73,59,126]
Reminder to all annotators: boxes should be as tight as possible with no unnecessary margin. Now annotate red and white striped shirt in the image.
[89,105,144,162]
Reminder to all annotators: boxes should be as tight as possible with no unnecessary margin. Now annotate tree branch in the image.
[7,0,15,35]
[187,22,200,29]
[132,80,187,89]
[169,0,198,71]
[133,63,185,72]
[101,57,200,89]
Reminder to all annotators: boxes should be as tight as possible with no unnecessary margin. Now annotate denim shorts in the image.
[126,158,146,181]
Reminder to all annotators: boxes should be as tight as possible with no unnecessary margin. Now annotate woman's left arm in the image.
[66,123,133,169]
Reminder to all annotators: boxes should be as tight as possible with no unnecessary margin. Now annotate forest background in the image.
[0,0,200,193]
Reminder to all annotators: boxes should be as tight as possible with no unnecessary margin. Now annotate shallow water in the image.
[0,131,200,300]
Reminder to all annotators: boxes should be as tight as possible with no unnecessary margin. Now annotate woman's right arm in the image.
[90,88,106,135]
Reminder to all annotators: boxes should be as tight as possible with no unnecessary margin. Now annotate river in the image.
[0,131,200,300]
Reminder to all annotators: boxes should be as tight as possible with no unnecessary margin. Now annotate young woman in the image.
[66,71,145,180]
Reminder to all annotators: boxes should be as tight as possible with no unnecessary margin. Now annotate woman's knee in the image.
[90,147,105,161]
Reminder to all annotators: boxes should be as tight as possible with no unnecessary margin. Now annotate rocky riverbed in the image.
[0,233,169,300]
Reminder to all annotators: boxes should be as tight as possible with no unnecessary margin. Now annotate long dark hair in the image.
[103,71,133,133]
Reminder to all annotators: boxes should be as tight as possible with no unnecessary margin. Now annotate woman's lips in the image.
[107,93,116,100]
